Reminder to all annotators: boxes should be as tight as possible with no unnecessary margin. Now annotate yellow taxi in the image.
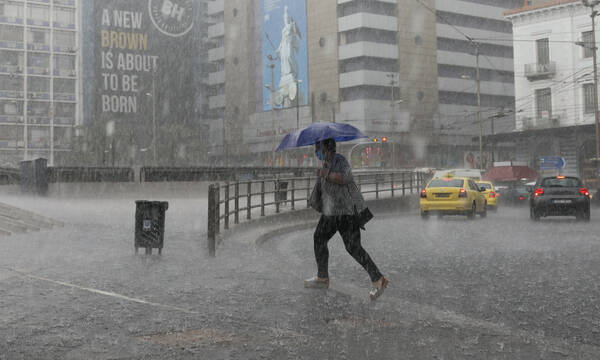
[475,180,498,211]
[420,177,487,219]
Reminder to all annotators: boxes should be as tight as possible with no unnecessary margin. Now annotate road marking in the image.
[5,267,199,315]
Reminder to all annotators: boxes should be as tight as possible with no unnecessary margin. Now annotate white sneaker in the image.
[304,276,329,289]
[369,276,389,300]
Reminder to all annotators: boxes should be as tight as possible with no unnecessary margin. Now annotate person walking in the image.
[305,138,388,300]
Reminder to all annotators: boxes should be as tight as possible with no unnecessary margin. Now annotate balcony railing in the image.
[524,62,556,80]
[521,114,561,129]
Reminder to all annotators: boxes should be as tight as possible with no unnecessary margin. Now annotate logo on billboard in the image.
[148,0,193,37]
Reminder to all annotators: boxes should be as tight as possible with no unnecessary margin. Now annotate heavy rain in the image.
[2,0,600,359]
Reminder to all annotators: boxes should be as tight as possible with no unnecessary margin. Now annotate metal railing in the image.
[206,170,429,257]
[47,167,135,183]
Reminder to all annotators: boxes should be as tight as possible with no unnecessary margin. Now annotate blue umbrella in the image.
[276,122,368,151]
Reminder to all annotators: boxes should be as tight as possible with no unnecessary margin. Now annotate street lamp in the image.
[580,0,600,164]
[295,79,302,130]
[145,70,157,166]
[461,46,483,172]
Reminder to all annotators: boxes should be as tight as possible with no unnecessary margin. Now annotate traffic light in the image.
[372,138,378,143]
[382,137,388,143]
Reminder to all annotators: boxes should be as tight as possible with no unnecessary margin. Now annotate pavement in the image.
[1,189,600,359]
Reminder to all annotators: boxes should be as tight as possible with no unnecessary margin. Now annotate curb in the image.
[253,208,416,246]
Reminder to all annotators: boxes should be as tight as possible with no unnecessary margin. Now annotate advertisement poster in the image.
[261,0,308,111]
[94,0,195,127]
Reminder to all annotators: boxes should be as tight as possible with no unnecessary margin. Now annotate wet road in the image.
[1,195,600,359]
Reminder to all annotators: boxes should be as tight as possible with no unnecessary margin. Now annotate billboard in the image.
[261,0,308,111]
[93,0,196,139]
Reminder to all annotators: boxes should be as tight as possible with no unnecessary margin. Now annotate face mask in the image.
[315,149,325,161]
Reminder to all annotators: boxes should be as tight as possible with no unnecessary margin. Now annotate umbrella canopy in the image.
[482,166,538,182]
[276,122,368,151]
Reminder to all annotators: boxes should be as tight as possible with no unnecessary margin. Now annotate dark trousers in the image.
[313,215,382,282]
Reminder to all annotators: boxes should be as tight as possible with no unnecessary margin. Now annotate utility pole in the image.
[265,59,276,167]
[591,4,600,161]
[579,0,600,165]
[296,80,300,130]
[475,44,483,171]
[387,73,397,169]
[152,69,157,166]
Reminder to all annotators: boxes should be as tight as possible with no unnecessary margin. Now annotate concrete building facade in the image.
[0,0,80,166]
[504,0,598,176]
[435,0,521,137]
[204,0,440,168]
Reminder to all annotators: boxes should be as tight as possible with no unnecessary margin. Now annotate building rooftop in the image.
[504,0,578,17]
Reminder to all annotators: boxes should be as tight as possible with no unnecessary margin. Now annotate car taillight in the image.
[459,188,467,198]
[534,188,544,197]
[489,191,496,198]
[519,196,525,201]
[420,189,427,198]
[580,188,590,197]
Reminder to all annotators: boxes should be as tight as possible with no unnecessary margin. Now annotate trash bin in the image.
[134,200,168,254]
[275,181,288,203]
[19,160,33,193]
[20,158,48,195]
[33,158,48,195]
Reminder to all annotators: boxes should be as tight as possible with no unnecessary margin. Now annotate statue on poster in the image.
[268,6,302,107]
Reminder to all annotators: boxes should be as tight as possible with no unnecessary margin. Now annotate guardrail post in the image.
[275,179,280,213]
[306,177,311,208]
[207,184,217,257]
[224,182,229,230]
[291,179,295,210]
[234,182,239,224]
[391,173,395,197]
[247,182,252,220]
[410,173,414,194]
[261,180,265,216]
[375,178,379,199]
[402,172,406,196]
[215,183,220,234]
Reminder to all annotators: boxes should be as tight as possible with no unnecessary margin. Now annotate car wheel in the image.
[480,202,487,218]
[467,202,476,220]
[421,211,429,220]
[530,207,540,221]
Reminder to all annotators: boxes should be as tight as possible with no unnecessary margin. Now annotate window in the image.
[54,127,72,149]
[0,24,23,42]
[582,31,594,59]
[54,78,75,94]
[541,177,581,188]
[1,1,24,18]
[54,103,75,117]
[29,29,48,44]
[54,55,75,71]
[28,127,50,149]
[468,180,479,191]
[536,38,549,65]
[27,4,50,22]
[27,77,50,92]
[535,88,552,121]
[0,75,21,90]
[54,7,75,24]
[0,51,21,66]
[27,53,49,68]
[584,83,596,114]
[54,31,75,49]
[427,179,464,188]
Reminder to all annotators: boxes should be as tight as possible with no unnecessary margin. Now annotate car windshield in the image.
[541,178,581,188]
[476,183,492,189]
[514,186,529,193]
[428,179,464,188]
